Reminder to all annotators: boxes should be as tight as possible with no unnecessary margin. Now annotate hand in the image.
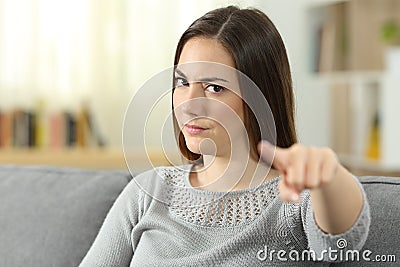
[258,141,340,202]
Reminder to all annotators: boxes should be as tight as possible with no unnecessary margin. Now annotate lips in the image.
[184,124,207,135]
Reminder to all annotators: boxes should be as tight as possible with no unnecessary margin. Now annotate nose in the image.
[181,82,207,117]
[187,82,205,99]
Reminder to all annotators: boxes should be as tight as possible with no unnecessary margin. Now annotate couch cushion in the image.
[331,176,400,267]
[0,165,132,267]
[1,166,398,266]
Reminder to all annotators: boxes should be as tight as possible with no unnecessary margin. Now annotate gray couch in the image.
[0,165,398,266]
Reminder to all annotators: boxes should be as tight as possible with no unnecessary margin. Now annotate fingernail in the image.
[257,143,263,153]
[291,193,300,202]
[261,140,272,149]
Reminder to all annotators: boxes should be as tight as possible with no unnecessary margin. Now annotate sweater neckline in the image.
[182,164,281,195]
[163,165,281,227]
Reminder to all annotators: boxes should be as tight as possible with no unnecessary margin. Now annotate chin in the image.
[187,139,223,157]
[186,146,201,155]
[184,138,202,155]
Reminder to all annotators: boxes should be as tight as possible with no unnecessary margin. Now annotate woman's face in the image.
[173,37,246,157]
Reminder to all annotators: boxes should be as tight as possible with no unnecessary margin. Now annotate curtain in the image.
[0,0,254,147]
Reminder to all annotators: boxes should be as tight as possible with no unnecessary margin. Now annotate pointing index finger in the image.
[258,141,289,172]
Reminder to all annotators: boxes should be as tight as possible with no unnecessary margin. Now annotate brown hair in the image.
[172,6,297,162]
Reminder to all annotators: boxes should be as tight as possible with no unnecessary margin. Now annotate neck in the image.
[191,153,278,192]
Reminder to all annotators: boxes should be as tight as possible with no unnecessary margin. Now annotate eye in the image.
[174,77,189,87]
[205,84,225,94]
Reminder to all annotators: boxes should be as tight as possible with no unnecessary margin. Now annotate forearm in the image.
[310,165,363,234]
[80,178,141,267]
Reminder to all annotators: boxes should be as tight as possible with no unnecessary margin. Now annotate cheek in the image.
[172,92,179,108]
[230,99,245,122]
[214,96,244,125]
[172,92,182,117]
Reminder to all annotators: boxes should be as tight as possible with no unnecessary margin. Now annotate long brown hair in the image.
[173,6,297,162]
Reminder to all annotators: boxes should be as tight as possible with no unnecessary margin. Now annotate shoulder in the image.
[127,164,192,198]
[131,164,191,185]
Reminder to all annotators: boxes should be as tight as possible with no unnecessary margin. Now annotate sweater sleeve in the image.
[79,176,143,267]
[300,175,371,262]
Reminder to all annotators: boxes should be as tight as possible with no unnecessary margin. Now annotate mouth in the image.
[184,124,208,135]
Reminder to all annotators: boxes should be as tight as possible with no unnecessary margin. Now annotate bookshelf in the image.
[0,148,176,171]
[308,0,400,176]
[0,103,179,171]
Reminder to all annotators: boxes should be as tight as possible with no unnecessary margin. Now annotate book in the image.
[0,111,12,147]
[27,111,36,148]
[366,112,380,159]
[49,112,66,149]
[64,112,77,147]
[12,110,30,148]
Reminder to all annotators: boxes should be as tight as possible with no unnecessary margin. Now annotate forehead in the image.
[176,38,240,94]
[178,37,236,68]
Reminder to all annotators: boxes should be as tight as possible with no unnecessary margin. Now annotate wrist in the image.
[311,164,351,196]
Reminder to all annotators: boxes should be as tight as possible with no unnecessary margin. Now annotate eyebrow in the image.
[174,68,229,83]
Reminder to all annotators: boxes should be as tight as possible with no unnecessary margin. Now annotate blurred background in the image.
[0,0,399,175]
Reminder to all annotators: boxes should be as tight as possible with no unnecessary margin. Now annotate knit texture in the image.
[79,165,370,266]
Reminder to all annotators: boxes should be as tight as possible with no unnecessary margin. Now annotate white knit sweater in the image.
[80,165,370,266]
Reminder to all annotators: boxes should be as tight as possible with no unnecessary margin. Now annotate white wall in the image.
[0,0,334,149]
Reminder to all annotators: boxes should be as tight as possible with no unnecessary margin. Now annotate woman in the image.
[80,6,370,266]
